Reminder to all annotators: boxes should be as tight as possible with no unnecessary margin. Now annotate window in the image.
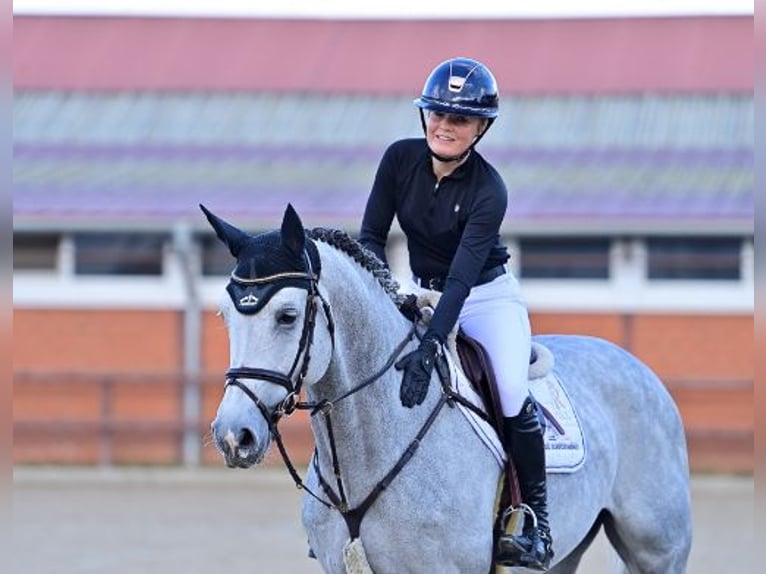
[647,237,741,280]
[74,233,167,275]
[13,233,60,271]
[519,238,610,279]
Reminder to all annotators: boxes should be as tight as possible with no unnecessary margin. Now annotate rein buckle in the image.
[279,393,298,417]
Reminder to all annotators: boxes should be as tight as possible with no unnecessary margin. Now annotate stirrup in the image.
[500,502,538,534]
[496,504,551,570]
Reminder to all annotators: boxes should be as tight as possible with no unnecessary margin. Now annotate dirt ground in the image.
[13,467,753,574]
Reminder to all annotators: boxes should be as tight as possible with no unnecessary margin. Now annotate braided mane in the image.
[308,227,406,306]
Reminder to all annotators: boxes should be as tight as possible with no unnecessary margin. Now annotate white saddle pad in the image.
[449,342,586,474]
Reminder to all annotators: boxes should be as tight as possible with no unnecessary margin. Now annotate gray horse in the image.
[205,204,692,574]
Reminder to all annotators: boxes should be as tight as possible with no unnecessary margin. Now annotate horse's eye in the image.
[276,309,298,326]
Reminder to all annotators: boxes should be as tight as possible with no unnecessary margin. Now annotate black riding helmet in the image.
[414,57,499,162]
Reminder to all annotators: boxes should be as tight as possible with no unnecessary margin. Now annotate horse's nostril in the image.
[238,428,255,449]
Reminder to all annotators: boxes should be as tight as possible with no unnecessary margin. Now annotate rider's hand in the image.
[397,293,422,323]
[395,335,439,408]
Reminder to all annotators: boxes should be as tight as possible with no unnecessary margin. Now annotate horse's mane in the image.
[308,227,407,307]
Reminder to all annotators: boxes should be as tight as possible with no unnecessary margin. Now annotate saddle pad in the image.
[531,371,586,473]
[450,351,586,474]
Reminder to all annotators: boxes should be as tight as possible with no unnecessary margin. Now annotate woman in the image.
[359,57,553,570]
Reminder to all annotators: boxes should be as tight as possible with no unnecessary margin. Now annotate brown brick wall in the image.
[13,309,182,372]
[14,308,753,472]
[13,308,185,464]
[530,312,627,345]
[530,312,753,382]
[202,310,229,371]
[631,314,753,381]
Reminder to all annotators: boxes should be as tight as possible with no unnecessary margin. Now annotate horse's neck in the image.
[315,245,410,379]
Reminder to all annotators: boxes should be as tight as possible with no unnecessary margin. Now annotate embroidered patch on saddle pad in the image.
[530,370,586,474]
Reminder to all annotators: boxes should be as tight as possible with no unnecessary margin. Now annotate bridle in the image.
[221,244,485,541]
[224,251,335,426]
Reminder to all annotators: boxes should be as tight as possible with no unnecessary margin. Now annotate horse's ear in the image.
[199,204,251,258]
[281,203,306,257]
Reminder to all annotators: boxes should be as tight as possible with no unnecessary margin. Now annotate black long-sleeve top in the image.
[359,138,510,343]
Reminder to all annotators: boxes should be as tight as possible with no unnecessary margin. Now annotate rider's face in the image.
[425,111,487,159]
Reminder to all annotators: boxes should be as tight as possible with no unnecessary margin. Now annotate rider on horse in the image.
[359,57,554,570]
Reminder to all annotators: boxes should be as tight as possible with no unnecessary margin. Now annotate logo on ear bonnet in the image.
[239,293,259,307]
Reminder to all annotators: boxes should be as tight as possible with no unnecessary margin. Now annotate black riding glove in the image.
[395,335,439,408]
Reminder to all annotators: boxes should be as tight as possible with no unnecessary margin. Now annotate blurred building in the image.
[13,14,753,471]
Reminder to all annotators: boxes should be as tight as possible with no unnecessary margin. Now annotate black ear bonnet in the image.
[225,231,321,314]
[200,204,321,315]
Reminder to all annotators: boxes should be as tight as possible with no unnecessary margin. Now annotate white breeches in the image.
[458,270,531,418]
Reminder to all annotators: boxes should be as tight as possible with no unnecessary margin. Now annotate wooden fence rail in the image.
[13,372,752,473]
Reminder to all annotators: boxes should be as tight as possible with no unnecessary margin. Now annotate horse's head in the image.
[202,204,334,468]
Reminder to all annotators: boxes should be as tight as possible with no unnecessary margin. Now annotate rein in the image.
[228,300,421,528]
[306,323,418,538]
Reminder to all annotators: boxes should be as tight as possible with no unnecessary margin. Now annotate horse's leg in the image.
[586,342,693,573]
[600,414,692,573]
[601,506,691,574]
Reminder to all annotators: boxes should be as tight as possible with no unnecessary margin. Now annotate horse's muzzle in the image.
[213,424,268,468]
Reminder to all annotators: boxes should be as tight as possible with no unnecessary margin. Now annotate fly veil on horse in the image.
[205,204,692,574]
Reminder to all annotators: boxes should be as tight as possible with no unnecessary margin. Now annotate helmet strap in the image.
[418,108,428,137]
[431,148,472,163]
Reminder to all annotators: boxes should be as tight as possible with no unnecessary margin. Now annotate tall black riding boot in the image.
[495,396,554,571]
